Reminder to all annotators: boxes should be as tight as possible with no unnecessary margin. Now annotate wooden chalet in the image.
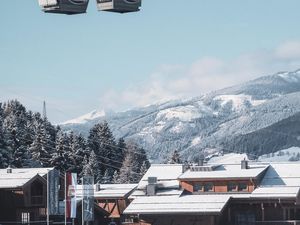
[0,168,114,225]
[123,161,300,225]
[0,167,62,224]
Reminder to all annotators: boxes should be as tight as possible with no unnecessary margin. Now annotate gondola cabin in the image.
[38,0,89,15]
[96,0,141,13]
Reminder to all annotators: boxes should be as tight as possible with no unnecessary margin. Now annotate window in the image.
[193,183,214,192]
[193,183,203,192]
[204,183,214,192]
[31,180,44,205]
[235,213,255,225]
[228,182,237,192]
[21,212,30,224]
[238,183,248,192]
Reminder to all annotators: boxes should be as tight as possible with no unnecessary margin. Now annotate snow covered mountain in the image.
[61,110,105,125]
[61,69,300,162]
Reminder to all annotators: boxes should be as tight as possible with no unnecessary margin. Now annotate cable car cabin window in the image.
[204,183,214,192]
[193,183,203,192]
[238,183,248,192]
[96,0,141,13]
[227,182,238,192]
[38,0,89,15]
[31,180,44,206]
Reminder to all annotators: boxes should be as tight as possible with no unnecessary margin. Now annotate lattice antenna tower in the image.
[43,101,47,120]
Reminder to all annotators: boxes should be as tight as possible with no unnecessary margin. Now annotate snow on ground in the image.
[156,105,202,122]
[170,122,184,133]
[258,147,300,162]
[214,94,265,111]
[277,71,300,83]
[191,137,202,146]
[141,122,166,134]
[61,110,105,125]
[208,153,249,164]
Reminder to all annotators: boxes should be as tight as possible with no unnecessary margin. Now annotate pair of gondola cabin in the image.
[37,0,141,15]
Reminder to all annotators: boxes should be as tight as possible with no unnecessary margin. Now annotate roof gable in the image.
[0,168,53,189]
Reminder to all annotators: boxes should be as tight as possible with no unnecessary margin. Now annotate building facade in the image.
[124,162,300,225]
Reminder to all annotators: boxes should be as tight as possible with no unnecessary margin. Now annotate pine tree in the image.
[112,170,120,184]
[29,121,54,167]
[168,150,181,164]
[0,104,10,168]
[3,100,30,167]
[88,150,102,183]
[70,133,87,175]
[116,138,126,170]
[51,131,69,171]
[118,141,150,183]
[118,146,138,183]
[88,121,117,177]
[102,169,113,184]
[82,155,92,177]
[139,161,149,179]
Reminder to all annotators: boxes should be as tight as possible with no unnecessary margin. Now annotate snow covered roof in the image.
[76,184,137,199]
[0,167,53,189]
[125,162,300,216]
[249,163,300,199]
[179,164,268,180]
[130,189,184,199]
[251,186,300,199]
[124,195,230,215]
[137,164,183,189]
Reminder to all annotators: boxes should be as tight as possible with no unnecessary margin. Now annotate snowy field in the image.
[207,147,300,164]
[208,153,249,164]
[258,147,300,162]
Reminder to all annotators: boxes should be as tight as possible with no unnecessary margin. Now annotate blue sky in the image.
[1,0,300,123]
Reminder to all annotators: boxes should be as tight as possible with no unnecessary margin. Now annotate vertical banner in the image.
[82,176,94,222]
[48,169,60,215]
[66,173,77,219]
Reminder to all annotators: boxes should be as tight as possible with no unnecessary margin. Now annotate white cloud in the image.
[275,40,300,60]
[99,40,300,111]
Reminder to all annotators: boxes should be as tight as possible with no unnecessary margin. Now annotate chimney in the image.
[146,177,157,196]
[198,155,205,166]
[241,159,249,169]
[182,161,190,173]
[7,166,12,174]
[95,183,101,192]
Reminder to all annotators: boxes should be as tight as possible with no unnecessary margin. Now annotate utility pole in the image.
[47,169,50,225]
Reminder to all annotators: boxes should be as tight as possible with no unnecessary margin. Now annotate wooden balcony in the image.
[255,221,300,225]
[122,222,150,225]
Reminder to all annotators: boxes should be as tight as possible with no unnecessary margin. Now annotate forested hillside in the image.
[221,112,300,158]
[0,100,149,183]
[62,69,300,162]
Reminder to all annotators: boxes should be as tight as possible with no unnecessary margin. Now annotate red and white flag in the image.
[65,173,77,218]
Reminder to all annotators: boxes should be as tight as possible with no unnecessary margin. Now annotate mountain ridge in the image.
[61,69,300,162]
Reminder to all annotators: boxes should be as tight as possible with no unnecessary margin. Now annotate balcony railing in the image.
[255,221,300,225]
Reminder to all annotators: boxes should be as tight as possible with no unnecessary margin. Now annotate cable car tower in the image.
[37,0,141,15]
